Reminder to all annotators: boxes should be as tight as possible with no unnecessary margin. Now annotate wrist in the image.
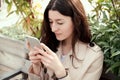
[55,68,68,79]
[58,70,68,79]
[32,62,41,75]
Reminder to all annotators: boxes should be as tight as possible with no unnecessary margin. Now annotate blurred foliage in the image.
[4,0,43,39]
[88,0,120,77]
[0,24,26,40]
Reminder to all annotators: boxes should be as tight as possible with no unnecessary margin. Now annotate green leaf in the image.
[111,51,120,58]
[7,1,12,12]
[6,11,15,17]
[5,0,10,4]
[88,0,92,3]
[89,0,120,76]
[97,41,109,46]
[106,62,120,73]
[98,0,104,3]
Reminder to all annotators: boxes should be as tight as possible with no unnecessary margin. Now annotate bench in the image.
[0,35,30,80]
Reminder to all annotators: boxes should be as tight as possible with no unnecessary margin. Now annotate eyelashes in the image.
[49,21,64,25]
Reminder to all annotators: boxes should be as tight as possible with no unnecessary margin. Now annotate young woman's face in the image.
[48,10,74,41]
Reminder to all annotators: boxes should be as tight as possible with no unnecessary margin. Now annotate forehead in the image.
[48,10,70,20]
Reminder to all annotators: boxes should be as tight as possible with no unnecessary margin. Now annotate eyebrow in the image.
[49,18,64,21]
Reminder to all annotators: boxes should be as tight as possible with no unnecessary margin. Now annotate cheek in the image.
[63,25,74,36]
[68,28,74,36]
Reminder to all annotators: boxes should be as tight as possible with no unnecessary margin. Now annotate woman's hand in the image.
[35,43,66,78]
[28,48,41,64]
[28,47,42,75]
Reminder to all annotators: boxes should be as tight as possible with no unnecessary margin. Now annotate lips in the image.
[55,33,62,37]
[55,32,62,35]
[55,34,60,36]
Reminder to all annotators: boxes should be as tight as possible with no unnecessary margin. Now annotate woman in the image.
[28,0,104,80]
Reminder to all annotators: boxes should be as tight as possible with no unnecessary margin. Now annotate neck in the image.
[62,38,72,46]
[61,40,72,55]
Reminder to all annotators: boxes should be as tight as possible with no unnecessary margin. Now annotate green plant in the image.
[88,0,120,77]
[5,0,43,39]
[0,24,26,40]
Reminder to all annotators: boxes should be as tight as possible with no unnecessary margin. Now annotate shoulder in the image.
[88,42,102,52]
[77,41,102,53]
[75,41,103,60]
[87,42,104,58]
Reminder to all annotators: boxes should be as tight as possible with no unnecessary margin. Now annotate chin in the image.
[56,37,64,41]
[57,39,63,41]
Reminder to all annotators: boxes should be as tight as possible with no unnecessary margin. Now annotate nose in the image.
[51,23,58,32]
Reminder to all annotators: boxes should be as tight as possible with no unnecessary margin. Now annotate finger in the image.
[40,43,53,54]
[33,47,45,57]
[40,55,51,65]
[34,46,54,65]
[34,47,45,54]
[31,60,41,64]
[29,56,41,60]
[29,55,41,64]
[34,47,54,60]
[41,60,49,67]
[29,49,41,56]
[26,41,32,50]
[29,50,34,56]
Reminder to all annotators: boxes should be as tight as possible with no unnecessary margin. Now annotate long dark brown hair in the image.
[40,0,91,63]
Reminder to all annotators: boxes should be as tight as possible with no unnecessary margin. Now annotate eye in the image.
[57,21,64,25]
[49,20,53,24]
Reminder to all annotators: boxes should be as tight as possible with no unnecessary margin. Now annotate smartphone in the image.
[25,36,41,49]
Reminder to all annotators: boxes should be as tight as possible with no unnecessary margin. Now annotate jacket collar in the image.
[74,41,87,60]
[57,41,88,61]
